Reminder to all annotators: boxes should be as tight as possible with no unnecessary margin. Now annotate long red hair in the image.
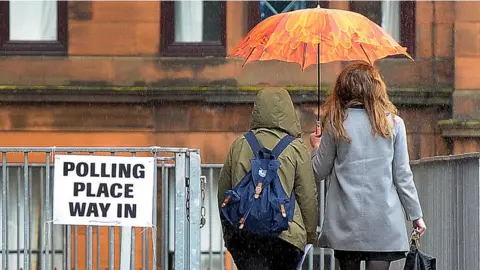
[321,62,397,143]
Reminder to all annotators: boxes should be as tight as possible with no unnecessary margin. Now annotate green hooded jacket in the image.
[217,88,318,251]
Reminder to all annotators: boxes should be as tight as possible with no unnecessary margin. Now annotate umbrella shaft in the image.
[317,44,321,123]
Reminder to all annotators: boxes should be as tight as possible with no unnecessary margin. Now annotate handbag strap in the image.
[410,229,420,250]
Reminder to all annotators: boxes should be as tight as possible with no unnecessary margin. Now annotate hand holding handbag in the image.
[403,229,437,270]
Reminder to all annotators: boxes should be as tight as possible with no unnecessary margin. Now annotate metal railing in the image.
[410,153,480,270]
[197,154,480,270]
[0,147,202,270]
[4,148,466,270]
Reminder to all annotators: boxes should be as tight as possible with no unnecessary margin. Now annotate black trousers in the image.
[335,250,406,270]
[225,229,303,270]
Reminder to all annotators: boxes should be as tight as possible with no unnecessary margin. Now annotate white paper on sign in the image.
[52,155,155,227]
[296,244,313,270]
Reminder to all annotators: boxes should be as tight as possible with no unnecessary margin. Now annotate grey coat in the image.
[312,108,423,252]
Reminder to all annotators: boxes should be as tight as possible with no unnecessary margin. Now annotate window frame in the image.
[247,1,330,31]
[0,0,68,56]
[160,1,227,57]
[349,0,416,58]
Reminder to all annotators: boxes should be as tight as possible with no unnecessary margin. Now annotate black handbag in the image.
[403,230,437,270]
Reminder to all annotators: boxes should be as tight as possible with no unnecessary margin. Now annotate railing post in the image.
[175,153,187,270]
[2,152,7,270]
[161,161,169,270]
[120,227,132,270]
[188,151,201,270]
[23,152,30,270]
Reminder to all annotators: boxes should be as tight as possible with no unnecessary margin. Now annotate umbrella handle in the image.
[315,120,321,136]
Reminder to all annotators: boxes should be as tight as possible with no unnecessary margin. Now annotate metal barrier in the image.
[0,147,202,270]
[410,153,480,270]
[2,149,439,270]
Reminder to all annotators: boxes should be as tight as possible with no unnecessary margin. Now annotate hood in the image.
[250,88,302,138]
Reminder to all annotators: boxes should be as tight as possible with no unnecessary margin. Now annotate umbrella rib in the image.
[359,44,373,65]
[262,13,293,52]
[242,47,256,67]
[253,17,289,63]
[301,43,307,70]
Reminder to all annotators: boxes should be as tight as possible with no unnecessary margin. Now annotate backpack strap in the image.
[244,131,262,158]
[271,135,295,159]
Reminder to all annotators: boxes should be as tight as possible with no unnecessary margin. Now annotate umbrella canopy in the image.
[228,6,413,134]
[228,7,412,70]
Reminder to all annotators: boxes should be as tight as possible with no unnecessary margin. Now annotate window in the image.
[248,1,329,31]
[0,0,68,56]
[350,1,416,57]
[160,1,226,57]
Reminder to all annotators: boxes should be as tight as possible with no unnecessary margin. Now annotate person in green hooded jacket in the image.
[217,88,318,270]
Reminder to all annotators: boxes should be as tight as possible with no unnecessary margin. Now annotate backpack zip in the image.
[240,182,263,228]
[239,201,255,229]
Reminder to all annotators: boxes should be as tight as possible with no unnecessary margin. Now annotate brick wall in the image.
[0,1,453,89]
[0,98,450,164]
[69,1,160,55]
[454,1,480,91]
[439,1,480,152]
[416,2,454,59]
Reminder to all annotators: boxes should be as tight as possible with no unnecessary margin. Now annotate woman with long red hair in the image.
[310,62,427,270]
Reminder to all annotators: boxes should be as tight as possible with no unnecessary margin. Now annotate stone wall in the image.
[0,89,451,163]
[0,1,453,90]
[438,1,480,153]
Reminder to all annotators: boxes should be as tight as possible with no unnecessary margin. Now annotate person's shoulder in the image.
[389,115,406,140]
[391,114,406,128]
[227,133,248,152]
[286,136,309,154]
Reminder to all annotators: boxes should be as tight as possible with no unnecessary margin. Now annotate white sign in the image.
[53,155,155,227]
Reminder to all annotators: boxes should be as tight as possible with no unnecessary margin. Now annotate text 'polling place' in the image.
[53,155,155,227]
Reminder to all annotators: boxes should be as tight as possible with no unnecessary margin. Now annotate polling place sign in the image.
[53,155,155,227]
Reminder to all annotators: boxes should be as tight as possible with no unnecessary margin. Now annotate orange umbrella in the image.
[228,6,413,133]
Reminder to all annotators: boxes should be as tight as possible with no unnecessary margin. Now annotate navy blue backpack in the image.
[221,131,296,236]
